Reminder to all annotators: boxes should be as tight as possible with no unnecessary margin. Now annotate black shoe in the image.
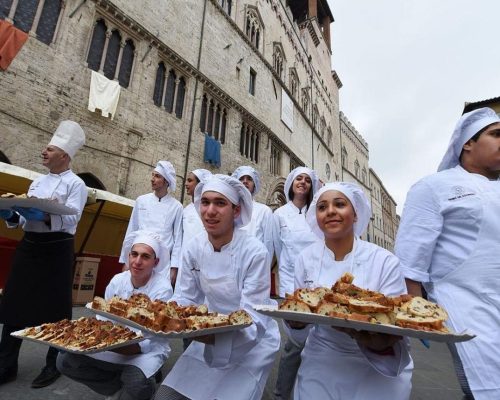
[31,365,61,388]
[0,365,17,385]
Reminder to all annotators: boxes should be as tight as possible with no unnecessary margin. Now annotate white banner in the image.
[281,88,293,132]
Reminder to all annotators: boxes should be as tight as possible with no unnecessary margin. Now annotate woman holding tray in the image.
[155,174,280,400]
[289,182,413,400]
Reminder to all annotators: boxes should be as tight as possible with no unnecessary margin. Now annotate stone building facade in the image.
[340,113,398,249]
[0,0,398,249]
[0,0,340,209]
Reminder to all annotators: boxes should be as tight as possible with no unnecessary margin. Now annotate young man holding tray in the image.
[0,120,87,388]
[57,231,172,400]
[396,107,500,400]
[155,174,280,400]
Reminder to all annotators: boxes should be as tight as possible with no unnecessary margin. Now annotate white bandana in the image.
[154,161,177,192]
[306,182,371,239]
[284,166,320,202]
[194,174,253,227]
[192,168,212,184]
[232,166,261,196]
[122,230,166,267]
[438,107,500,172]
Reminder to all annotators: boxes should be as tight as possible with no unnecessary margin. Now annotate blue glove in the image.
[0,209,14,220]
[13,207,46,221]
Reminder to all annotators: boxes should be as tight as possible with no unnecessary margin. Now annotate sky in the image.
[327,0,500,213]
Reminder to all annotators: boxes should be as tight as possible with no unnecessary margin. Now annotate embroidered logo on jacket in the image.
[448,186,475,201]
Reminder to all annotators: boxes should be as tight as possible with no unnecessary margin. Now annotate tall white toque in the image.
[48,120,85,159]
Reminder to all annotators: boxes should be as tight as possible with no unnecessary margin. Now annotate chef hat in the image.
[438,107,500,172]
[192,168,212,184]
[231,166,261,196]
[284,166,320,202]
[306,182,372,239]
[48,120,85,159]
[194,174,253,228]
[122,230,167,268]
[154,161,177,192]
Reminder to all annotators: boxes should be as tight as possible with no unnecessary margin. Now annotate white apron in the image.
[430,183,500,400]
[165,242,279,400]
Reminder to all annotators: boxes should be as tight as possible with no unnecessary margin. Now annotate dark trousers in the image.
[0,324,58,371]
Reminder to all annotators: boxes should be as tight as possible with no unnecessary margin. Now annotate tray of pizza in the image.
[0,194,78,215]
[11,317,144,354]
[254,272,475,344]
[86,295,253,339]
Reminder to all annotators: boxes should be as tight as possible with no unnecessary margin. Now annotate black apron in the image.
[0,231,74,327]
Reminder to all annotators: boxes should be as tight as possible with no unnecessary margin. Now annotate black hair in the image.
[459,122,496,162]
[288,177,314,208]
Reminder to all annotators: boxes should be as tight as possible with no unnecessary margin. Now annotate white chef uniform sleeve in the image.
[49,179,87,232]
[171,249,205,305]
[202,247,270,367]
[272,211,282,262]
[262,206,275,262]
[395,179,443,283]
[168,202,184,268]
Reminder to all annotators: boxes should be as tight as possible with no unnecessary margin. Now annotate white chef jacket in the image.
[90,269,172,377]
[292,239,413,400]
[6,170,87,234]
[395,165,491,282]
[240,200,274,259]
[395,165,500,399]
[119,193,183,269]
[164,229,280,400]
[181,203,205,245]
[273,201,319,297]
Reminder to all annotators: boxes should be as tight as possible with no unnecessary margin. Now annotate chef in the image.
[395,107,500,400]
[0,120,87,388]
[232,166,274,259]
[182,168,211,246]
[272,166,320,400]
[291,182,413,400]
[57,230,172,400]
[155,174,280,400]
[119,160,183,287]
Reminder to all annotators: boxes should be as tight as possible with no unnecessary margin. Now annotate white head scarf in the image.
[438,107,500,172]
[194,174,253,228]
[192,168,212,184]
[231,166,261,196]
[306,182,372,239]
[284,166,320,202]
[122,230,167,268]
[48,120,85,159]
[154,161,177,192]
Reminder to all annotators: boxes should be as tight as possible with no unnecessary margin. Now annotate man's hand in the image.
[13,207,47,221]
[170,267,178,289]
[0,209,13,220]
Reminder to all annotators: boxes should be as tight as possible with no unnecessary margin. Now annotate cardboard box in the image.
[73,257,100,305]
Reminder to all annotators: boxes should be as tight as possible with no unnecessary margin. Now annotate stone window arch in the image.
[200,93,228,143]
[325,162,331,180]
[354,159,360,178]
[327,127,333,148]
[320,117,326,140]
[272,43,285,79]
[312,106,319,131]
[301,89,309,115]
[245,7,263,50]
[342,146,347,168]
[77,172,106,190]
[219,0,232,16]
[240,121,259,162]
[0,150,11,164]
[153,62,187,119]
[289,68,299,99]
[87,19,136,88]
[3,0,63,45]
[362,167,367,184]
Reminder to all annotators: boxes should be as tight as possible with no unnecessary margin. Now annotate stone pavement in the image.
[0,307,465,400]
